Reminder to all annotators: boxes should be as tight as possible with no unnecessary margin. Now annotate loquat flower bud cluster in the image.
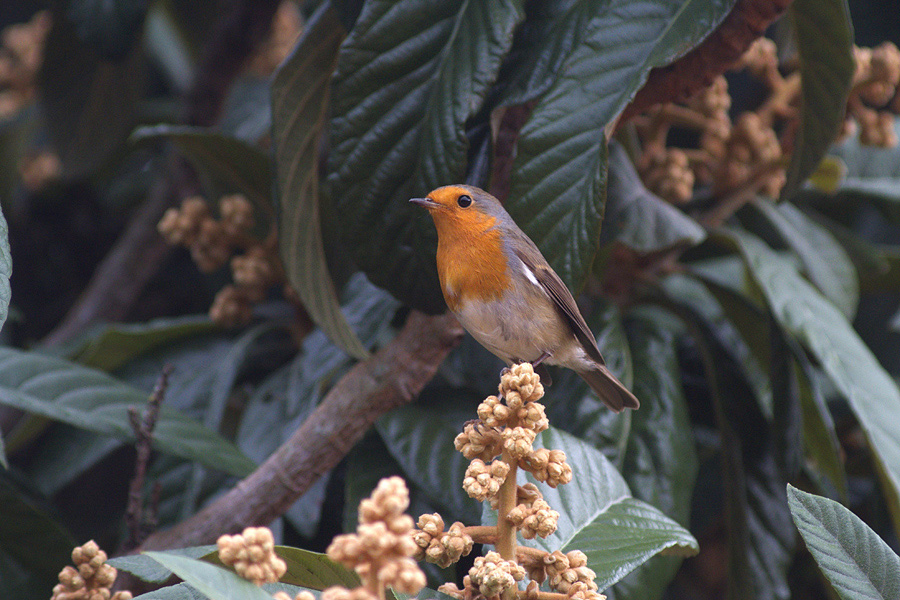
[217,526,287,585]
[51,540,133,600]
[463,458,511,502]
[158,194,286,327]
[468,551,526,598]
[411,513,474,568]
[326,477,426,597]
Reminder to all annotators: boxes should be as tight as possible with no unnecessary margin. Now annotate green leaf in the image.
[143,552,274,600]
[601,142,706,253]
[507,0,734,290]
[0,473,74,584]
[661,282,795,600]
[66,0,147,58]
[610,307,698,600]
[39,14,141,177]
[750,200,858,319]
[269,547,359,589]
[109,546,216,584]
[377,403,481,525]
[131,124,275,226]
[68,315,218,371]
[519,428,698,590]
[132,582,208,600]
[0,348,256,477]
[271,3,367,359]
[781,0,854,199]
[328,0,525,311]
[788,485,900,600]
[724,228,900,526]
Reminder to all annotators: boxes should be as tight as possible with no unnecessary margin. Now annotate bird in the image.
[410,184,639,413]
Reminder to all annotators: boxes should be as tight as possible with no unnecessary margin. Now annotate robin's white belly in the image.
[454,294,592,370]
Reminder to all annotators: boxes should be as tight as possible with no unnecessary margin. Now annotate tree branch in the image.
[619,0,794,124]
[137,310,464,551]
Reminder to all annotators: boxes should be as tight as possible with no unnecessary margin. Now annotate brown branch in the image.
[137,310,464,551]
[619,0,794,124]
[124,364,173,550]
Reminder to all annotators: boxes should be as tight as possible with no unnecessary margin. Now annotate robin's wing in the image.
[512,245,605,365]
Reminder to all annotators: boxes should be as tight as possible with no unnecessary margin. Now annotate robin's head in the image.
[410,185,508,238]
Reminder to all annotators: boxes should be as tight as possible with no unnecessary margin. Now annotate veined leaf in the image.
[611,307,698,600]
[509,428,698,590]
[507,0,734,290]
[272,3,367,359]
[109,546,216,584]
[723,228,900,530]
[130,124,275,226]
[750,200,858,319]
[602,142,705,253]
[143,552,273,600]
[328,0,524,311]
[0,348,256,477]
[788,485,900,600]
[782,0,853,199]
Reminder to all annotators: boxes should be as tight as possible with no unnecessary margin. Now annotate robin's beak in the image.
[409,197,441,209]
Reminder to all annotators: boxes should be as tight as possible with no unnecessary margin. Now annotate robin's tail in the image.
[577,365,640,413]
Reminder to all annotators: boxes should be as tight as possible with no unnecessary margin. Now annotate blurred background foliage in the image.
[0,0,899,599]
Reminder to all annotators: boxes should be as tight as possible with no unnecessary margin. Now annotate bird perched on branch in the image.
[411,185,639,413]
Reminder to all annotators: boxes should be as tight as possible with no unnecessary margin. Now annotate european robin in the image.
[411,185,640,413]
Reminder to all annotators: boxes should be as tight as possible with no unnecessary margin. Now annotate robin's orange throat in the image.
[433,213,510,312]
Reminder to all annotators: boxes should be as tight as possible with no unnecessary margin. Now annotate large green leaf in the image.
[610,307,698,600]
[143,552,274,600]
[272,4,367,359]
[68,315,218,371]
[662,281,795,600]
[724,228,900,524]
[781,0,854,199]
[513,428,698,591]
[109,546,217,584]
[0,473,74,587]
[131,124,274,226]
[750,201,858,319]
[328,0,524,311]
[788,485,900,600]
[506,0,734,290]
[601,142,705,253]
[0,348,256,477]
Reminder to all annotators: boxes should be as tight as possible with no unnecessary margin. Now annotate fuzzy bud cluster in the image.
[641,148,695,204]
[51,540,133,600]
[217,527,287,585]
[521,448,572,488]
[737,37,779,84]
[718,112,784,196]
[455,420,503,461]
[468,551,526,598]
[543,550,600,597]
[508,497,559,540]
[326,477,426,596]
[463,458,511,502]
[411,513,474,568]
[158,194,285,326]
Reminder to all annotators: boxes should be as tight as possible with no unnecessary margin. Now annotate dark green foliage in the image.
[1,1,898,600]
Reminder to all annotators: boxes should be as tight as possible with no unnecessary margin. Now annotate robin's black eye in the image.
[457,194,472,208]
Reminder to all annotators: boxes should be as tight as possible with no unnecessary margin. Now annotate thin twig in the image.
[124,364,173,550]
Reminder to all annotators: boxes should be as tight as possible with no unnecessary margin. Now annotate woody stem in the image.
[497,449,519,600]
